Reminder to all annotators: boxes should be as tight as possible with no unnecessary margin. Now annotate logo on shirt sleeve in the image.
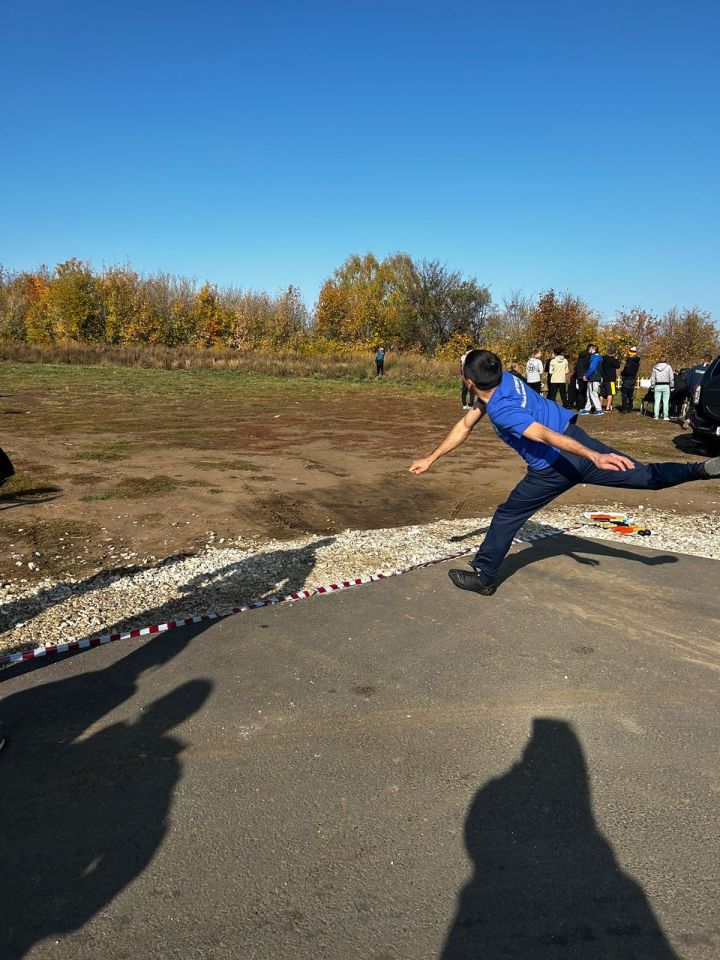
[513,374,528,408]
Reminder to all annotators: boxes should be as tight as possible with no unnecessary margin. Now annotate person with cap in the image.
[619,347,641,413]
[409,349,720,595]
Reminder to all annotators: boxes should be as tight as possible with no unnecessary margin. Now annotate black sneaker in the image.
[701,457,720,479]
[448,568,497,595]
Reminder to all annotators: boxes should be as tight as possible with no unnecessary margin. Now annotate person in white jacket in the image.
[548,348,569,407]
[525,350,544,394]
[650,357,674,420]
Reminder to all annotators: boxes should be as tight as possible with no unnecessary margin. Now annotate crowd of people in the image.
[461,346,714,425]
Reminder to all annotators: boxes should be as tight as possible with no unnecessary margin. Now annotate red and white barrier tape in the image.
[0,526,565,670]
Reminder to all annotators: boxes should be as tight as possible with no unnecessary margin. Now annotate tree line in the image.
[1,255,717,370]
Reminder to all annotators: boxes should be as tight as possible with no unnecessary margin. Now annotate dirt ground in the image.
[1,362,719,584]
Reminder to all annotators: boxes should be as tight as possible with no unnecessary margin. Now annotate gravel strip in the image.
[1,509,717,657]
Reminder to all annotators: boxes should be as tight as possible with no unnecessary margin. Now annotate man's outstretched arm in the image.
[410,406,485,474]
[523,422,636,471]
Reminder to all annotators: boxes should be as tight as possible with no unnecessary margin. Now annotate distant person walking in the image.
[509,362,527,382]
[619,347,640,413]
[548,348,569,406]
[682,352,713,428]
[579,345,603,416]
[375,346,385,377]
[651,357,674,420]
[601,351,621,412]
[460,344,475,408]
[525,350,543,394]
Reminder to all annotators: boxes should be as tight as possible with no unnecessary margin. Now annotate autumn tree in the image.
[655,308,720,367]
[528,290,600,362]
[101,265,140,344]
[45,259,104,341]
[403,259,491,352]
[602,307,660,363]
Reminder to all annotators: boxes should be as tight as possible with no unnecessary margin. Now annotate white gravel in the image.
[1,508,718,656]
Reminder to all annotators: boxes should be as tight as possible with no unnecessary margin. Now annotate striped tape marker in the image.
[0,525,565,670]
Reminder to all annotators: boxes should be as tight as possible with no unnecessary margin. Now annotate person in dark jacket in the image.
[619,348,641,413]
[574,349,590,410]
[601,352,621,412]
[682,353,713,427]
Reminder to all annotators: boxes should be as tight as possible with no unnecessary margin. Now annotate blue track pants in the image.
[471,422,706,579]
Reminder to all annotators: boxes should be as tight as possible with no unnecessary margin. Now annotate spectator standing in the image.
[650,357,674,420]
[682,353,713,428]
[525,350,544,394]
[579,345,604,416]
[601,352,621,412]
[375,346,385,377]
[548,348,569,406]
[619,348,641,413]
[574,348,590,410]
[460,344,475,408]
[509,361,527,382]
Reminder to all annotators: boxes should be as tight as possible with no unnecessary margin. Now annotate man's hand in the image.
[592,452,636,472]
[409,457,434,475]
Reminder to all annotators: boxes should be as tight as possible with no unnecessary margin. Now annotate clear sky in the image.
[1,0,718,319]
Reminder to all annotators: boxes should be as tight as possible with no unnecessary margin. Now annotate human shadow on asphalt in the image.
[496,533,678,586]
[441,718,679,959]
[0,629,212,960]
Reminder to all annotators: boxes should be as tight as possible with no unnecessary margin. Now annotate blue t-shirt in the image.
[479,372,576,470]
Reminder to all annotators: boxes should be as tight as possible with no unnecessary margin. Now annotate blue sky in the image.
[1,0,718,318]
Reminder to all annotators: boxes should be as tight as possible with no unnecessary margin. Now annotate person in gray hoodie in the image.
[650,357,674,420]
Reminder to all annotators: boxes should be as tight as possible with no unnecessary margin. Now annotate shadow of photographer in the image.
[441,718,679,959]
[0,627,211,960]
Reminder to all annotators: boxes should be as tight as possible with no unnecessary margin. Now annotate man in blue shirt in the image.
[410,350,720,595]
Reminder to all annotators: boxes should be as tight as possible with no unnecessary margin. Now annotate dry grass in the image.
[0,341,460,392]
[82,475,212,502]
[191,458,262,472]
[72,440,137,462]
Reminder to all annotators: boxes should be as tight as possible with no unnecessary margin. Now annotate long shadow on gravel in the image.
[441,718,679,959]
[0,629,212,960]
[90,537,336,638]
[1,540,335,646]
[0,552,195,636]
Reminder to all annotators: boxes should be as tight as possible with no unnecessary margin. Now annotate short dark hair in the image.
[554,347,563,355]
[463,349,503,389]
[703,352,712,362]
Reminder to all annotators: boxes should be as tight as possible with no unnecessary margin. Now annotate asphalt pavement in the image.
[1,533,718,960]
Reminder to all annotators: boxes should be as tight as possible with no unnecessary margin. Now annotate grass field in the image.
[1,360,718,586]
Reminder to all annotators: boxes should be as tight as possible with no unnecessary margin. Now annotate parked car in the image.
[689,355,720,450]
